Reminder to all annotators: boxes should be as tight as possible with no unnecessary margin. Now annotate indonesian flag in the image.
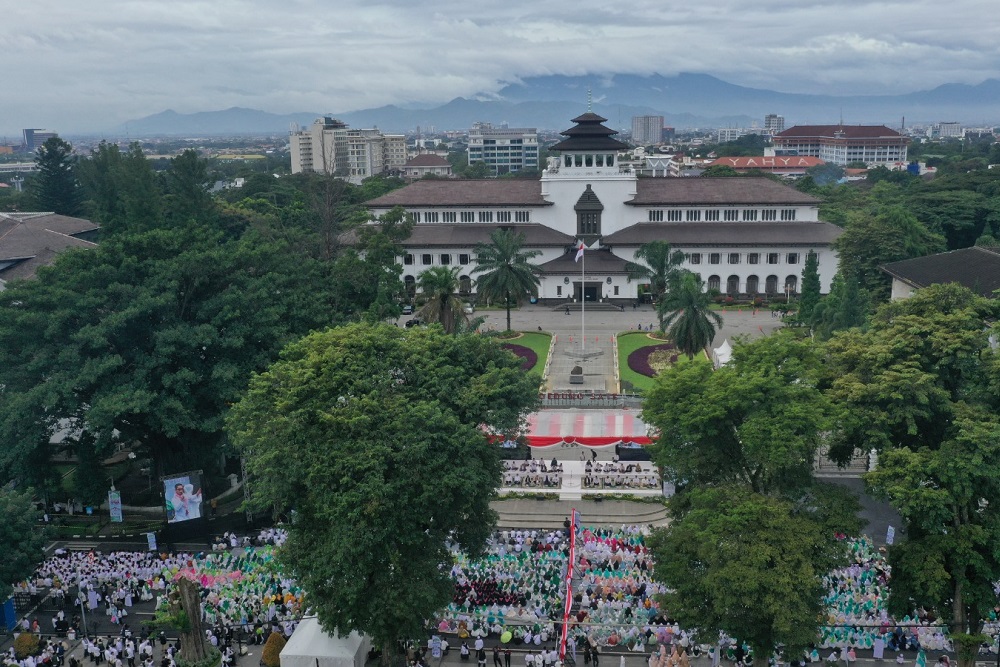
[574,242,585,262]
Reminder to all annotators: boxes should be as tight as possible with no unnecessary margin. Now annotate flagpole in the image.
[581,245,586,352]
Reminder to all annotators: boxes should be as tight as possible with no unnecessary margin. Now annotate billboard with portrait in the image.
[163,472,203,523]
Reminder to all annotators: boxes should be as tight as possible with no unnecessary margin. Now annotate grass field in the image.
[617,332,708,393]
[512,331,552,375]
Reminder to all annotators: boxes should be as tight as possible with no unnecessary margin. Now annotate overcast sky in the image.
[4,0,998,137]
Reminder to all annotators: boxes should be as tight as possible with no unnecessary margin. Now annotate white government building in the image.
[365,112,842,304]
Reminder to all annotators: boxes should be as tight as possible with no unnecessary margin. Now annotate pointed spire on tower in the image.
[587,87,592,112]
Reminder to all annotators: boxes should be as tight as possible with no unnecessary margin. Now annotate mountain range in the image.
[112,73,1000,137]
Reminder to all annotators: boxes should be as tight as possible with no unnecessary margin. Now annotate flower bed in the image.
[627,343,678,378]
[501,343,538,372]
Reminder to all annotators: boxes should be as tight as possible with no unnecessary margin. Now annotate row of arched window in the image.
[704,274,798,294]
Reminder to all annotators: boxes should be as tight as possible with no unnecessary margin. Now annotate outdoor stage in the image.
[522,409,652,447]
[501,409,662,500]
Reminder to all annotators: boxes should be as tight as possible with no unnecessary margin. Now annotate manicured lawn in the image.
[512,332,552,375]
[617,332,708,393]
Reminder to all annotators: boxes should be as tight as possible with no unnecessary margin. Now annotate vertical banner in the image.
[886,526,895,545]
[146,532,158,551]
[108,489,123,523]
[163,471,204,523]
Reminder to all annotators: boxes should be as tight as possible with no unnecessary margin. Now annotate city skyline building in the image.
[289,117,406,183]
[631,115,665,146]
[467,123,539,175]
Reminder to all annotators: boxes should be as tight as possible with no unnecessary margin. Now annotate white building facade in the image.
[366,112,842,304]
[290,117,407,184]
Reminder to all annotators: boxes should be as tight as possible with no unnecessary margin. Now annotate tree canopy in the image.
[417,266,468,334]
[648,487,844,667]
[645,331,831,496]
[0,487,48,597]
[30,136,82,215]
[659,272,722,358]
[625,241,686,330]
[0,224,347,486]
[227,324,539,652]
[824,283,1000,639]
[472,229,543,332]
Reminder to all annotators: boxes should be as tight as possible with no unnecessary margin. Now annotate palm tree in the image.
[472,229,543,332]
[416,266,467,334]
[661,272,724,359]
[625,241,686,330]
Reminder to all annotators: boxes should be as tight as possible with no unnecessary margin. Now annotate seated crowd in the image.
[583,462,659,489]
[503,459,564,488]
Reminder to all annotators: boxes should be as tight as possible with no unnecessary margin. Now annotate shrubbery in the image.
[14,634,40,659]
[261,632,286,667]
[627,343,677,378]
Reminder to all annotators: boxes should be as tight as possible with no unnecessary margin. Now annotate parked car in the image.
[404,317,425,328]
[401,304,413,315]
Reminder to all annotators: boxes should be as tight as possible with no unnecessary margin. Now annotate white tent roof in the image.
[712,339,733,368]
[280,617,370,667]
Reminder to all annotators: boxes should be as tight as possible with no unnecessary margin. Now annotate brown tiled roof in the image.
[881,246,1000,297]
[340,223,575,248]
[404,154,451,167]
[0,212,99,283]
[627,178,820,206]
[365,179,551,207]
[539,248,631,275]
[774,125,905,139]
[602,222,842,246]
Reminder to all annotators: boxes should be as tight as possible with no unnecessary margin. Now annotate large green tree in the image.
[798,251,821,322]
[825,284,1000,652]
[227,324,539,659]
[808,269,870,340]
[825,283,998,461]
[625,241,686,330]
[0,487,49,597]
[648,487,851,667]
[865,406,1000,645]
[644,331,831,496]
[30,136,82,215]
[659,272,723,358]
[77,141,162,235]
[472,229,543,332]
[0,224,340,485]
[835,205,945,301]
[417,266,468,334]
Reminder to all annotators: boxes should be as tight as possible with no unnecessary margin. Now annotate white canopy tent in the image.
[279,617,371,667]
[712,339,733,369]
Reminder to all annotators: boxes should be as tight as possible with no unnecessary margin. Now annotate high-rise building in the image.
[467,123,539,175]
[631,116,665,146]
[22,129,58,152]
[289,118,407,183]
[764,114,785,135]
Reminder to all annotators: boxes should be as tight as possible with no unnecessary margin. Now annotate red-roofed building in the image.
[401,153,453,180]
[773,125,909,166]
[706,156,824,177]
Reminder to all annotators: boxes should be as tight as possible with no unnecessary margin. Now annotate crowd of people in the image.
[820,536,952,653]
[568,526,668,650]
[437,530,569,642]
[581,463,659,490]
[12,525,989,664]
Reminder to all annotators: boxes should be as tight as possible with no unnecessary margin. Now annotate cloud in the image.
[2,0,998,135]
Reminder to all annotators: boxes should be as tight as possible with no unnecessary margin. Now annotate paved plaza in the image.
[400,304,787,392]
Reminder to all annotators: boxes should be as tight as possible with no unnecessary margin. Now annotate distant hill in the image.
[113,73,1000,137]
